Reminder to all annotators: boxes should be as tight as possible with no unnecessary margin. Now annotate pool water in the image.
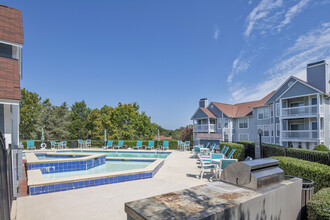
[42,160,153,179]
[57,150,170,158]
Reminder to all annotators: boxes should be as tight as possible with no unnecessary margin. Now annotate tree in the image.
[68,101,90,139]
[181,125,193,142]
[86,108,103,139]
[19,88,42,139]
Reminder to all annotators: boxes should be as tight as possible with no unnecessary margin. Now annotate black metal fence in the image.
[0,131,13,220]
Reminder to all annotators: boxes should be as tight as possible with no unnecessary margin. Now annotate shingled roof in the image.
[200,107,216,118]
[212,91,275,118]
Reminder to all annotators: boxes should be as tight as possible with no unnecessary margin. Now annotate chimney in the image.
[199,98,208,108]
[307,60,329,93]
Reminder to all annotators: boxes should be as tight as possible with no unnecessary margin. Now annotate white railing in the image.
[281,105,318,117]
[282,130,322,140]
[193,124,215,132]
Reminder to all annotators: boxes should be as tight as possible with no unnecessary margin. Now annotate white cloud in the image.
[248,0,253,5]
[213,25,220,40]
[277,0,310,31]
[230,22,330,102]
[244,0,283,37]
[227,52,252,83]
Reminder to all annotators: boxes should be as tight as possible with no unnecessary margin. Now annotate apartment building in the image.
[191,60,330,150]
[0,4,23,148]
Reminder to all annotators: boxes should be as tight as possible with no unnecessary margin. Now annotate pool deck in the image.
[14,150,208,220]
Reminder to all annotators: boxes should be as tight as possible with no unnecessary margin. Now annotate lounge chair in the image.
[60,141,67,149]
[133,140,143,150]
[145,141,154,150]
[193,146,201,157]
[27,140,36,150]
[50,141,57,150]
[78,139,84,148]
[160,141,169,150]
[184,141,190,151]
[103,140,113,149]
[222,146,229,155]
[245,156,253,161]
[220,146,226,154]
[226,149,236,159]
[86,139,91,148]
[114,140,124,149]
[177,140,183,150]
[199,153,224,163]
[218,159,238,176]
[199,158,216,180]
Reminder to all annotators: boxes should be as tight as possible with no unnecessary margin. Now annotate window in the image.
[224,118,229,128]
[257,107,269,120]
[258,125,269,137]
[311,98,317,105]
[217,118,222,129]
[239,133,249,141]
[238,117,248,128]
[311,122,317,130]
[276,123,280,137]
[0,43,12,58]
[276,103,280,117]
[224,133,229,142]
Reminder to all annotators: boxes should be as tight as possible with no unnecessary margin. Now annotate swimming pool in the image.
[43,160,153,179]
[57,150,170,158]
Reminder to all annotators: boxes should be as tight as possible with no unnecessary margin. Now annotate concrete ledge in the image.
[125,178,302,220]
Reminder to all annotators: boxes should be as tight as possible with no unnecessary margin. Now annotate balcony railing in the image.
[282,130,323,140]
[193,124,215,132]
[281,105,320,117]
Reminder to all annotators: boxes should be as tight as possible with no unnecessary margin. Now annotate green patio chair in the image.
[103,140,113,149]
[226,149,236,159]
[27,140,36,150]
[145,141,154,150]
[78,139,84,148]
[160,141,169,150]
[50,141,57,150]
[114,140,124,149]
[60,141,67,149]
[86,139,91,148]
[133,140,143,149]
[177,140,183,150]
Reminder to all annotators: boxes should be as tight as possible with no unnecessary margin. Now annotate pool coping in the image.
[26,152,107,164]
[27,158,164,187]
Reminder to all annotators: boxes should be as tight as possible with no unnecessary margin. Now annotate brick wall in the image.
[0,4,24,44]
[0,57,20,100]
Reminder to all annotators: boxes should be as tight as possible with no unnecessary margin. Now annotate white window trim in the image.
[258,125,270,137]
[217,118,222,129]
[257,107,270,120]
[238,133,249,141]
[238,117,249,129]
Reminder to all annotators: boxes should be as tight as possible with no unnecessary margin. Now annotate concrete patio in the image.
[14,150,207,220]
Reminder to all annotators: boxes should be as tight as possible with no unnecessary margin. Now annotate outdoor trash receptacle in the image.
[70,141,76,148]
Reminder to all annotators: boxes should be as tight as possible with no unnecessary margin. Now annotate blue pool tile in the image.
[42,185,49,192]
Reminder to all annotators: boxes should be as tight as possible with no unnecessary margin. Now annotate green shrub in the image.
[271,156,330,192]
[286,148,330,166]
[313,145,329,152]
[307,187,330,220]
[262,144,285,157]
[220,142,245,161]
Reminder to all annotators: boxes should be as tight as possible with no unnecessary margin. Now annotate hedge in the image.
[238,142,330,166]
[313,144,329,152]
[307,187,330,220]
[21,139,181,150]
[220,142,245,161]
[271,156,330,192]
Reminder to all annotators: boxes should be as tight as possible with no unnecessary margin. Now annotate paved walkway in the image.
[15,151,208,220]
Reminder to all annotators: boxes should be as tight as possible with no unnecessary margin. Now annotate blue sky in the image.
[3,0,330,129]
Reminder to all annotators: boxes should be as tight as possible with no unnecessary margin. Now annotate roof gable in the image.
[277,81,320,100]
[265,77,297,103]
[191,107,215,119]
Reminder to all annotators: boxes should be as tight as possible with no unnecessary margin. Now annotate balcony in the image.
[193,124,215,132]
[281,105,322,118]
[282,130,323,141]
